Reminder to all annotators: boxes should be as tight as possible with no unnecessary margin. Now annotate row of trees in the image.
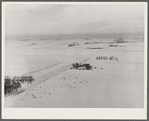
[87,47,103,49]
[4,75,34,95]
[84,42,104,44]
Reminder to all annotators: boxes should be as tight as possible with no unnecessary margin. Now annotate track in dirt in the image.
[22,63,61,76]
[5,63,72,102]
[5,44,111,103]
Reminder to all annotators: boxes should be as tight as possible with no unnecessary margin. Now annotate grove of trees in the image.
[4,75,34,95]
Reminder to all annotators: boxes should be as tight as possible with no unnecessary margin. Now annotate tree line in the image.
[4,75,34,95]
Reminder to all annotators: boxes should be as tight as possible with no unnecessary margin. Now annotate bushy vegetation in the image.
[84,42,104,44]
[4,75,34,95]
[87,47,103,49]
[68,43,79,47]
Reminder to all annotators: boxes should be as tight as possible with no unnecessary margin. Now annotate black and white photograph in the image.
[2,2,147,119]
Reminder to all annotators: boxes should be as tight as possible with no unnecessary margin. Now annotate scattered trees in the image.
[4,75,34,95]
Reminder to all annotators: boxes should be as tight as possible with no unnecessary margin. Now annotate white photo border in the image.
[2,2,148,119]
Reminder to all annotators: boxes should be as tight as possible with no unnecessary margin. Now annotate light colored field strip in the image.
[5,44,111,103]
[22,63,61,76]
[5,64,72,103]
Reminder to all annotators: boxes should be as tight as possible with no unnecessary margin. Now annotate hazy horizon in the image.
[5,33,144,41]
[4,3,145,38]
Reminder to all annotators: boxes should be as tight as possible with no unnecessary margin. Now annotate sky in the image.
[4,3,146,37]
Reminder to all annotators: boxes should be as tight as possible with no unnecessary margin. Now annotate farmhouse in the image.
[72,63,92,70]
